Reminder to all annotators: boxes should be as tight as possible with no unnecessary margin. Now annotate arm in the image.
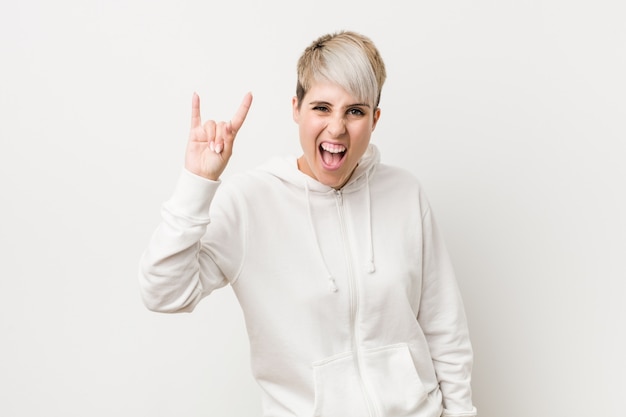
[139,169,226,313]
[138,93,253,313]
[418,204,477,417]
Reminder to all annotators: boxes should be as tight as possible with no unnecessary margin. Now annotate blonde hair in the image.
[296,31,386,109]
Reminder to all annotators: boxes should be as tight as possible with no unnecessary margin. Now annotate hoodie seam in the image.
[421,204,431,222]
[225,185,248,285]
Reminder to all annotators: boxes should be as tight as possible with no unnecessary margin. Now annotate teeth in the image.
[321,143,346,154]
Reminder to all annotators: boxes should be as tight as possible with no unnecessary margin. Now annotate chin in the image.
[318,174,348,190]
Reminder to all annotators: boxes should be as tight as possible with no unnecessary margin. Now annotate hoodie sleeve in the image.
[138,169,245,313]
[418,202,477,417]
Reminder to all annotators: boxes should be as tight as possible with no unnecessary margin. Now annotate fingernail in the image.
[215,144,223,154]
[209,141,215,151]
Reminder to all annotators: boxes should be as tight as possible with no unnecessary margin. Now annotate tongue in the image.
[322,150,343,167]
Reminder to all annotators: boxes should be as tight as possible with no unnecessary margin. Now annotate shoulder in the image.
[217,159,294,205]
[371,163,432,213]
[372,163,424,192]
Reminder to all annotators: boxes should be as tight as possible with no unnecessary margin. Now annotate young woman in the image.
[140,30,476,417]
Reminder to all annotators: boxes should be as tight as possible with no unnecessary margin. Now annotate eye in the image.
[313,105,330,112]
[347,107,365,116]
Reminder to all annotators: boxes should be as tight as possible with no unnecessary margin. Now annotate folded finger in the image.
[214,121,228,154]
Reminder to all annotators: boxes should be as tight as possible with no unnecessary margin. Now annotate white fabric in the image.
[139,144,476,417]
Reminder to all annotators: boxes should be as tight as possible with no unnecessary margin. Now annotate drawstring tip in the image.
[328,277,338,293]
[367,261,376,273]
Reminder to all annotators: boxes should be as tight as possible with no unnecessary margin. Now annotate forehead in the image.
[304,81,364,105]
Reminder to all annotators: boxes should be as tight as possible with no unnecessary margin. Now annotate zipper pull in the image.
[335,189,343,205]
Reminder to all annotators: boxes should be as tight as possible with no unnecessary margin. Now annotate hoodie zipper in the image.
[334,189,379,417]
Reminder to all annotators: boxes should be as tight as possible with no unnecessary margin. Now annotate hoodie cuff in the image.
[164,169,221,221]
[442,407,477,417]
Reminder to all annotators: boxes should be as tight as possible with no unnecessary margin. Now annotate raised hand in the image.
[185,92,253,180]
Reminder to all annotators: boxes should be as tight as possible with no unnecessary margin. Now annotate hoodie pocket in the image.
[311,344,431,417]
[311,351,370,417]
[362,343,429,416]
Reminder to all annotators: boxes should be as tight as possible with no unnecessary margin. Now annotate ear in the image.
[371,107,381,131]
[292,96,300,123]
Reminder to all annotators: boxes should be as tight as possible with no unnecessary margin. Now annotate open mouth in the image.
[319,142,346,169]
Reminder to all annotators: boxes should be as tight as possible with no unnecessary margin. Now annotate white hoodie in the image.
[139,144,476,417]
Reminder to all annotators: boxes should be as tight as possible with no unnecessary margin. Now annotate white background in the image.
[1,1,624,416]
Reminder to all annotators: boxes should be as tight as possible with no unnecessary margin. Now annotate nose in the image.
[326,114,346,137]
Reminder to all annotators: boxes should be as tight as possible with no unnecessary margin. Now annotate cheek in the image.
[350,124,373,142]
[299,122,312,144]
[299,123,318,152]
[300,118,323,138]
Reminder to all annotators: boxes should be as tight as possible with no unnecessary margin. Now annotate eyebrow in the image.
[309,100,371,108]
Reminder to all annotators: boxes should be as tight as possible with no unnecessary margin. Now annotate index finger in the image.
[191,92,201,129]
[230,92,253,134]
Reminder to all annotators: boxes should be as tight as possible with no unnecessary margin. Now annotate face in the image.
[293,81,381,189]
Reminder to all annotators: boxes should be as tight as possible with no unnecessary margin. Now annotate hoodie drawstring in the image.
[365,171,376,274]
[304,175,377,293]
[305,182,338,293]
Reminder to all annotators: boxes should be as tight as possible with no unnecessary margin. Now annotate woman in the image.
[139,30,476,417]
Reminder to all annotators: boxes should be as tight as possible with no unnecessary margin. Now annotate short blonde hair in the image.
[296,31,386,109]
